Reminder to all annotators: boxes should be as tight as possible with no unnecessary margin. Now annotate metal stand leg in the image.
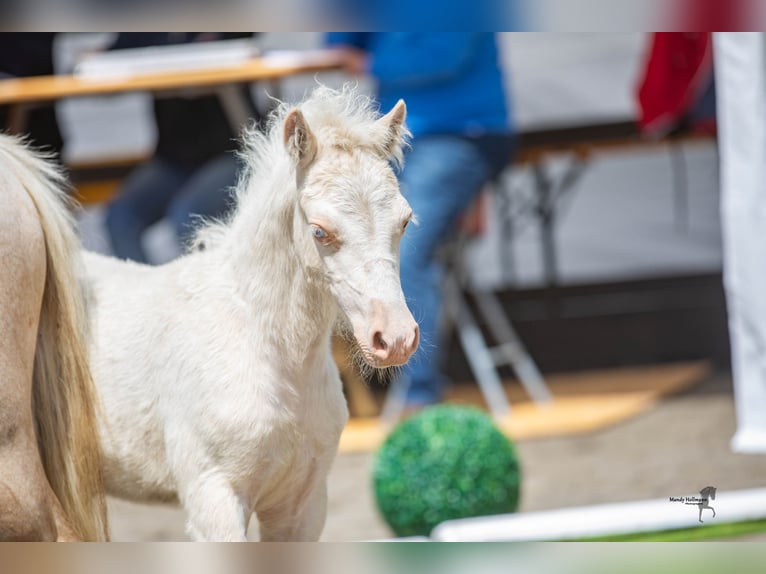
[671,143,690,233]
[494,179,518,286]
[444,273,512,419]
[443,191,553,417]
[472,290,552,404]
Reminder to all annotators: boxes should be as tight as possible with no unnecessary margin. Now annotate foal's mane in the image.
[191,85,408,253]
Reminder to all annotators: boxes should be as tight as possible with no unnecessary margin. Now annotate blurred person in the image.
[0,33,63,154]
[105,33,260,263]
[325,33,514,409]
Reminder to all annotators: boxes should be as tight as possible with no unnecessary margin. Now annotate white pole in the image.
[714,33,766,453]
[432,488,766,542]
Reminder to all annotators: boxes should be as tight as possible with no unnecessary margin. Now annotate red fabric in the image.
[671,0,747,32]
[637,33,713,136]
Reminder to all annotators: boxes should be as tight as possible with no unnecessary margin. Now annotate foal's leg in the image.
[180,470,248,541]
[169,437,248,541]
[258,480,328,542]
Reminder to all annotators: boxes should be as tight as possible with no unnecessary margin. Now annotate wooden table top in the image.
[0,50,345,105]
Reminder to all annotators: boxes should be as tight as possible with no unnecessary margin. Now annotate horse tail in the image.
[0,135,108,541]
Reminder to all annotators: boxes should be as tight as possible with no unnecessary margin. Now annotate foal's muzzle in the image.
[364,298,419,367]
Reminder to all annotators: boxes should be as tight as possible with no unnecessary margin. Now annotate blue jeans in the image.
[106,154,239,263]
[397,133,514,406]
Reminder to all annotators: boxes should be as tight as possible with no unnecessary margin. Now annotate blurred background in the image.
[2,32,762,542]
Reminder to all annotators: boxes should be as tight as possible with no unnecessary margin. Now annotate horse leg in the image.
[178,470,248,541]
[0,216,63,541]
[0,418,79,542]
[0,366,60,541]
[258,480,327,542]
[0,445,58,540]
[7,477,80,541]
[49,490,78,541]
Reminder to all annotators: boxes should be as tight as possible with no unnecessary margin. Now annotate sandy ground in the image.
[106,372,766,541]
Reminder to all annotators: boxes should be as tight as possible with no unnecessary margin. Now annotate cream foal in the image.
[82,86,418,541]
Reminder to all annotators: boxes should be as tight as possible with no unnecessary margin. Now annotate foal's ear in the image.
[374,99,408,159]
[284,109,317,169]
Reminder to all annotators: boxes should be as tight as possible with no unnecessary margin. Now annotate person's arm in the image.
[369,33,486,89]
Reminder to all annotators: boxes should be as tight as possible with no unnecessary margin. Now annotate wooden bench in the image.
[68,121,716,204]
[498,121,717,288]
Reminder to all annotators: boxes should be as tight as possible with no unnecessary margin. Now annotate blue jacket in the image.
[325,33,512,138]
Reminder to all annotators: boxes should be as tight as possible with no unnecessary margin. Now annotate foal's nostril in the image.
[373,331,388,353]
[411,325,420,351]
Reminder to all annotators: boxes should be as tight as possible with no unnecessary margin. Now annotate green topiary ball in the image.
[372,404,521,537]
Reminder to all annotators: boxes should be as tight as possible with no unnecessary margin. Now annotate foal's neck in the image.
[221,162,336,356]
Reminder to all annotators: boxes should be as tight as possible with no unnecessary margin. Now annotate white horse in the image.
[0,135,107,541]
[82,86,419,541]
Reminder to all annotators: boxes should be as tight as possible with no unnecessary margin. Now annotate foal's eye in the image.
[311,224,329,240]
[401,219,411,234]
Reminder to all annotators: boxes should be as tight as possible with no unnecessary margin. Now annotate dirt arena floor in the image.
[106,372,766,541]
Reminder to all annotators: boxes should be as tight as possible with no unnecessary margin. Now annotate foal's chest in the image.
[197,357,348,504]
[238,414,342,511]
[215,388,346,484]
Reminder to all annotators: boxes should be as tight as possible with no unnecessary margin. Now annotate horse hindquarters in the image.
[0,185,55,540]
[0,135,108,541]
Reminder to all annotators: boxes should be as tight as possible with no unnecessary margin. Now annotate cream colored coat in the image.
[83,86,418,541]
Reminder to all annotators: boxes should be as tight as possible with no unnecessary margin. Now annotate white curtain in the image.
[714,33,766,453]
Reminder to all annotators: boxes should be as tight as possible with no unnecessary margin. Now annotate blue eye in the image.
[311,225,329,240]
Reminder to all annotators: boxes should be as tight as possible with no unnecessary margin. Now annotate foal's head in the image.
[283,93,419,368]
